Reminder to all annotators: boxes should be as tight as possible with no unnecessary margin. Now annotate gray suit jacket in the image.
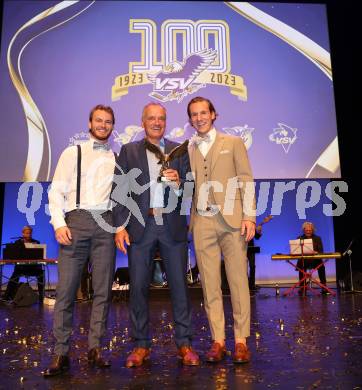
[189,132,255,230]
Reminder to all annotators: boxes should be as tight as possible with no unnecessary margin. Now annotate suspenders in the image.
[75,144,116,210]
[76,145,81,209]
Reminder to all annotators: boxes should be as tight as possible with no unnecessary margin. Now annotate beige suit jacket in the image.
[189,132,256,230]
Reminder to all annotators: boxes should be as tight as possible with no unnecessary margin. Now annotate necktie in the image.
[93,141,111,151]
[189,132,211,146]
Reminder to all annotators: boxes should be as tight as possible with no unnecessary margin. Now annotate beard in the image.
[89,127,112,141]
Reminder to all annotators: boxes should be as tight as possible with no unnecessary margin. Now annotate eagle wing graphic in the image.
[183,49,217,83]
[148,49,217,86]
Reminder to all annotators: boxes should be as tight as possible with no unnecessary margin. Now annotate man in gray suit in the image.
[187,97,255,364]
[44,104,116,376]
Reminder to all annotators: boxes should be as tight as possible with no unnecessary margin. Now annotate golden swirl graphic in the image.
[7,1,95,181]
[226,2,340,177]
[226,2,331,78]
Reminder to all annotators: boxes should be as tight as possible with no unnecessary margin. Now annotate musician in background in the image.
[248,215,272,291]
[248,224,262,291]
[297,221,328,295]
[76,259,92,301]
[3,226,44,302]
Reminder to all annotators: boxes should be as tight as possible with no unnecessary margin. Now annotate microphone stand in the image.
[186,240,193,284]
[347,249,354,292]
[300,238,306,295]
[342,239,355,293]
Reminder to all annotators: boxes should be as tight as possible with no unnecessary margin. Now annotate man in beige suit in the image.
[187,96,256,363]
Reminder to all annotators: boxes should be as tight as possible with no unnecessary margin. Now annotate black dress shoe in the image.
[88,347,111,368]
[43,355,70,377]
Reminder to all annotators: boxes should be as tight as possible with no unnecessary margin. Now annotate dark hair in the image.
[89,104,115,124]
[187,96,217,122]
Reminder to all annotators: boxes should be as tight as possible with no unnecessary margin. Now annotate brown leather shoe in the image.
[125,347,150,368]
[233,343,251,364]
[88,347,111,368]
[178,346,200,366]
[43,355,70,377]
[206,342,226,363]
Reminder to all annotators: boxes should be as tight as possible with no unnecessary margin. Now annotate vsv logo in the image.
[111,19,247,103]
[148,49,217,102]
[223,125,255,150]
[269,123,298,153]
[155,78,194,90]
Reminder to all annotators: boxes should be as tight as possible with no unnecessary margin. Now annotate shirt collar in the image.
[208,127,217,143]
[89,135,111,150]
[145,137,165,151]
[197,127,216,142]
[89,135,107,144]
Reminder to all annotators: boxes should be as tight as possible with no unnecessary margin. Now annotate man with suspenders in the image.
[44,105,116,376]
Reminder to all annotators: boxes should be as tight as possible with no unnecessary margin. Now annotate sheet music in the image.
[289,239,314,255]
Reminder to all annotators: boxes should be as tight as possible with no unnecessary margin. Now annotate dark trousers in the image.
[77,260,93,300]
[4,265,44,301]
[248,253,256,288]
[53,210,116,355]
[128,216,192,348]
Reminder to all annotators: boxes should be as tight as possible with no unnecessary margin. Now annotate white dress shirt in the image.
[48,137,115,230]
[195,127,218,215]
[198,127,216,157]
[146,138,165,208]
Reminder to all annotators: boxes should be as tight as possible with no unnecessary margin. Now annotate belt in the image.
[66,209,110,216]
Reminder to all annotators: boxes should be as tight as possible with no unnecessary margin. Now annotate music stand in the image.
[286,239,334,296]
[289,239,314,255]
[298,239,308,296]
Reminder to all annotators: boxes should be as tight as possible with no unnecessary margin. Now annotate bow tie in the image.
[93,141,111,151]
[189,133,211,146]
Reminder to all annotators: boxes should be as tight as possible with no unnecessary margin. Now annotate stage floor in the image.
[0,287,361,389]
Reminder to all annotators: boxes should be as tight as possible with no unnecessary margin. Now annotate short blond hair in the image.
[22,225,33,233]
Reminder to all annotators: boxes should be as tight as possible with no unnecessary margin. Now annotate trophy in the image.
[144,139,189,182]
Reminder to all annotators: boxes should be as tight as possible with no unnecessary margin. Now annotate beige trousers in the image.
[193,212,250,341]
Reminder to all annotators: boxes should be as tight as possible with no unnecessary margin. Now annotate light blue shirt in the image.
[146,138,165,208]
